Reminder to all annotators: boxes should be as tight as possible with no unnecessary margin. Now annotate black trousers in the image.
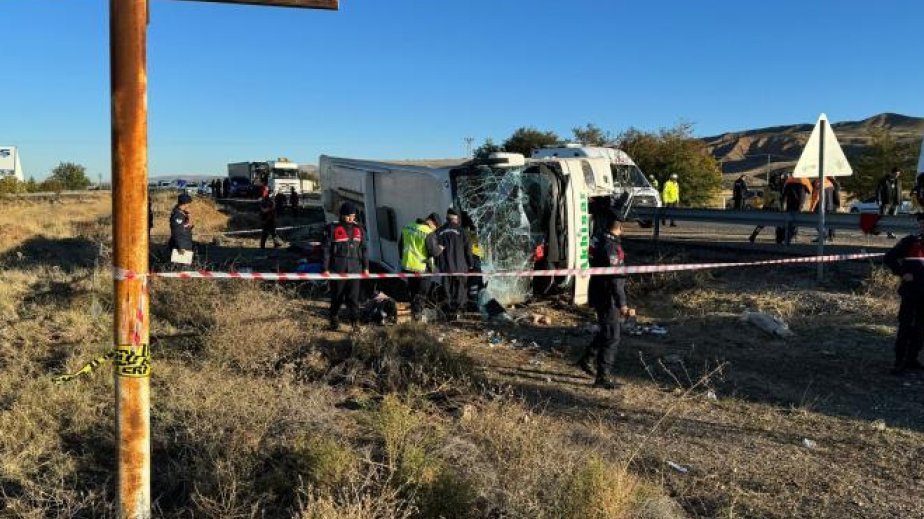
[583,304,621,376]
[662,202,677,226]
[895,297,924,368]
[444,276,467,315]
[260,221,277,248]
[330,279,361,324]
[405,273,432,317]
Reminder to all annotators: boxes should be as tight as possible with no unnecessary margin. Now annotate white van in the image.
[319,153,621,305]
[531,145,661,208]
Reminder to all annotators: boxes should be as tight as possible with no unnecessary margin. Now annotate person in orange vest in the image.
[810,177,838,242]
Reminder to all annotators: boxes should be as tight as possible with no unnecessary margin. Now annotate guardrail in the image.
[630,207,917,238]
[0,190,109,199]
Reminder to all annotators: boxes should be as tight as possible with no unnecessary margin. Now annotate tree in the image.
[473,138,502,159]
[48,162,91,190]
[571,123,612,146]
[502,127,560,156]
[618,122,723,208]
[0,177,21,195]
[298,168,320,183]
[841,128,919,199]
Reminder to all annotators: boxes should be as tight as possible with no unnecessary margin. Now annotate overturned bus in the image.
[318,153,621,306]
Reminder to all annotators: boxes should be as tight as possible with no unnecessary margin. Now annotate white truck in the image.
[227,159,301,197]
[319,152,623,305]
[531,145,662,208]
[0,146,24,182]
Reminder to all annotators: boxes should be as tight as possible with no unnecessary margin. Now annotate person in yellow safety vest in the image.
[661,173,680,227]
[399,212,443,321]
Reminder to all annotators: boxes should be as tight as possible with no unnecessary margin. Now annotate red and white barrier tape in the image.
[131,276,147,348]
[152,225,317,239]
[218,224,315,236]
[113,252,882,282]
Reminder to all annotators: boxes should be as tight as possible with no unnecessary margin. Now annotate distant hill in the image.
[703,113,924,183]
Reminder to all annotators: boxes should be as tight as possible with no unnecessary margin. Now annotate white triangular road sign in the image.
[792,113,853,178]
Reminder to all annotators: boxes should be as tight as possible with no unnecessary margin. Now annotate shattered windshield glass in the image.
[454,165,537,307]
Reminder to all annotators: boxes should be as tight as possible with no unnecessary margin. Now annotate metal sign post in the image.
[108,1,337,517]
[791,113,853,282]
[816,118,826,280]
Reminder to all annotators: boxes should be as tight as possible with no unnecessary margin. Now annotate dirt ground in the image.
[2,193,923,518]
[428,246,924,518]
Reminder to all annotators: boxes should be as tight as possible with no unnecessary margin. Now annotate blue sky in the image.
[2,0,922,180]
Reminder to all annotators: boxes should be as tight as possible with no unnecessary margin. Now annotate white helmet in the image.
[670,173,679,180]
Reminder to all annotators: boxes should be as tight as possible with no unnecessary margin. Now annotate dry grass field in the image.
[1,193,922,518]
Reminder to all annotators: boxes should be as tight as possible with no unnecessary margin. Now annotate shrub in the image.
[294,433,358,490]
[561,455,642,519]
[343,324,477,392]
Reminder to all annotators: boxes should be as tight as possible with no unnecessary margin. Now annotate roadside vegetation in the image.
[1,195,921,518]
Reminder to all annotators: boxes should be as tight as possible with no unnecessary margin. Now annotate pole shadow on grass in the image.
[1,235,99,273]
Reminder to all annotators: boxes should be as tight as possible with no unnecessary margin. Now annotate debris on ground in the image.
[741,311,794,338]
[666,461,689,474]
[802,438,817,449]
[360,292,398,325]
[530,313,553,325]
[706,390,718,401]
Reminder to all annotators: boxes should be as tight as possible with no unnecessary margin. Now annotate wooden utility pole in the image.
[108,1,337,517]
[110,1,151,516]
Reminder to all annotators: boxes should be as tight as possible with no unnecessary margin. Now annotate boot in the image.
[593,376,620,390]
[576,356,595,378]
[328,318,340,332]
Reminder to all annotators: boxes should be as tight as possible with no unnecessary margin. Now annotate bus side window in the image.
[581,161,597,190]
[376,207,398,241]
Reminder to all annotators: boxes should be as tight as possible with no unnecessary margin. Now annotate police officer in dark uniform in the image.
[436,208,473,321]
[578,210,628,389]
[883,212,924,374]
[168,193,194,255]
[260,189,282,249]
[323,202,369,331]
[288,187,300,217]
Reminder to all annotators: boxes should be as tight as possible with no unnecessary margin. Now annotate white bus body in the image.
[531,146,661,208]
[319,154,620,305]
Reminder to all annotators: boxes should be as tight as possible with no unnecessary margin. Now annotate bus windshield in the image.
[611,164,653,189]
[272,168,298,179]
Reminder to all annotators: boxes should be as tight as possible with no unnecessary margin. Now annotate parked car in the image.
[849,197,913,214]
[197,183,212,196]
